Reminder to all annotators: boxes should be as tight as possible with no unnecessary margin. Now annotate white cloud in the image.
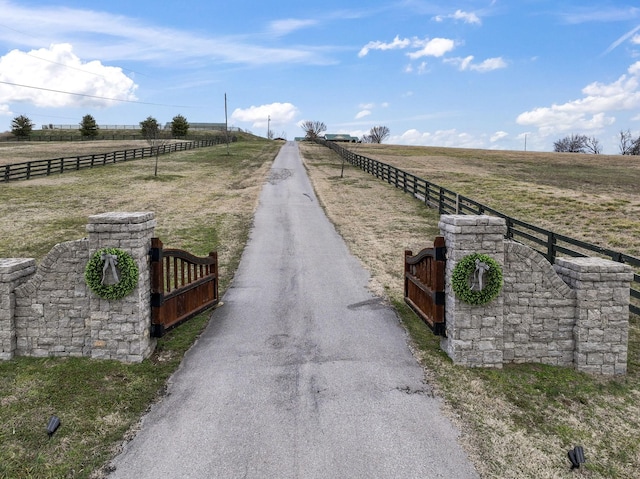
[407,38,456,59]
[517,62,640,135]
[0,104,11,116]
[633,34,640,45]
[269,19,317,36]
[491,131,509,142]
[231,102,299,128]
[393,128,485,148]
[472,57,507,72]
[359,35,455,59]
[358,35,411,57]
[434,9,482,25]
[354,101,389,119]
[452,10,482,25]
[445,55,507,72]
[603,25,640,55]
[0,44,137,110]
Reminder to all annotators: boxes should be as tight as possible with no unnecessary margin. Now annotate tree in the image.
[619,129,640,155]
[553,134,600,154]
[11,115,33,138]
[367,125,390,144]
[171,114,189,137]
[140,116,170,176]
[300,120,326,140]
[79,114,99,138]
[584,136,602,155]
[140,116,160,139]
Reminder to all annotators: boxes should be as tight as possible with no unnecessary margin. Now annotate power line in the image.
[0,80,195,108]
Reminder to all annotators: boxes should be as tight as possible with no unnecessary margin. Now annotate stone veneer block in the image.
[0,212,157,363]
[437,215,632,376]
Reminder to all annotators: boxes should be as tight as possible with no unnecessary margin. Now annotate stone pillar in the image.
[86,212,157,362]
[0,259,36,360]
[439,215,506,368]
[555,257,633,375]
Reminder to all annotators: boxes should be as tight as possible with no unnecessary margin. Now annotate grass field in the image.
[1,138,639,477]
[300,141,640,479]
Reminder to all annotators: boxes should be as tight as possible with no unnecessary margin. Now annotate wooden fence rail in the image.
[318,139,640,316]
[1,138,226,183]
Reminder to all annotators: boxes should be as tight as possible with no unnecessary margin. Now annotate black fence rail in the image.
[317,139,640,315]
[1,138,226,183]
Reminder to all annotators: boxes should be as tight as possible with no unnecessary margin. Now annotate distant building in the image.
[324,133,359,143]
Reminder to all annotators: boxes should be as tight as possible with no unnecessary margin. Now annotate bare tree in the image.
[368,125,390,144]
[584,136,602,154]
[553,134,601,154]
[300,120,327,140]
[140,116,171,176]
[619,129,640,155]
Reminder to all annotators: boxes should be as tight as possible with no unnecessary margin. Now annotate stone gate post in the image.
[555,257,633,375]
[0,259,36,360]
[86,212,157,362]
[439,215,507,368]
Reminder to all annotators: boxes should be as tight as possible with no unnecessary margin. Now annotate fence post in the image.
[546,232,557,264]
[505,217,514,239]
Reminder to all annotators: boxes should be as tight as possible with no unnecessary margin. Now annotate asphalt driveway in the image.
[108,141,479,478]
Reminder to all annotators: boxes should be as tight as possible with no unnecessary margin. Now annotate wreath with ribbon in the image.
[451,253,503,305]
[85,248,139,300]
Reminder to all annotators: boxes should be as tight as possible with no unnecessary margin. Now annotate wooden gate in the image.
[404,236,446,336]
[150,238,219,337]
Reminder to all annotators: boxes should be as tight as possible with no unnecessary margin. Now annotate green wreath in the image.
[85,248,139,300]
[451,253,503,305]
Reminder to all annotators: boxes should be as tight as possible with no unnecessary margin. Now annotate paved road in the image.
[108,142,479,478]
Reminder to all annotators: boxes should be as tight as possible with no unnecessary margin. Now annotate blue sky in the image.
[1,0,639,153]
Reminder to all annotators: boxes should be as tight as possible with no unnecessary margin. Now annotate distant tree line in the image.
[10,114,191,139]
[554,130,640,155]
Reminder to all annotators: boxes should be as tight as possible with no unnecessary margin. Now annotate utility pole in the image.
[267,115,271,140]
[225,93,229,156]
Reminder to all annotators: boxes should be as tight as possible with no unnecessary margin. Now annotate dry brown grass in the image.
[300,141,640,479]
[349,143,640,256]
[0,139,279,289]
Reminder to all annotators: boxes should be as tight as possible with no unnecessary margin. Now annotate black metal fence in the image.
[318,139,640,315]
[1,138,226,183]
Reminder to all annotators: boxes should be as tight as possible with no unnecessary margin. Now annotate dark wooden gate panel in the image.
[150,237,219,337]
[404,236,446,336]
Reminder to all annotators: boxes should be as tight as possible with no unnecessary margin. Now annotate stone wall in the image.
[0,212,157,363]
[439,215,633,375]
